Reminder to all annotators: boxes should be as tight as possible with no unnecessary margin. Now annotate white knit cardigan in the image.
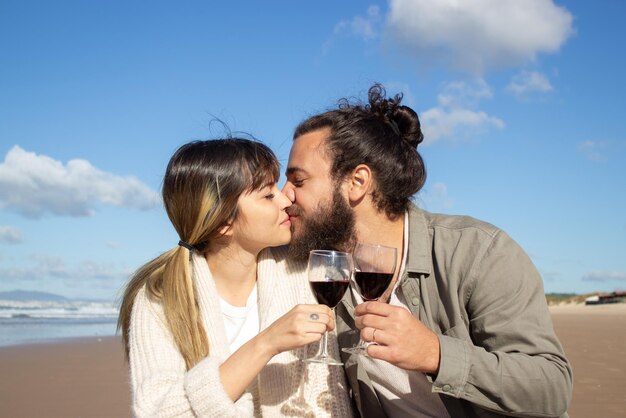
[128,247,354,417]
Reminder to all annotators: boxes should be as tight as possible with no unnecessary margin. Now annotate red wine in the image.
[310,280,350,308]
[354,272,393,300]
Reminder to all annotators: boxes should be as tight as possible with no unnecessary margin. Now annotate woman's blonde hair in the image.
[117,138,279,369]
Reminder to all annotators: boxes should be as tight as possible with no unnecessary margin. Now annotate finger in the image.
[354,313,382,329]
[354,315,368,330]
[302,322,329,335]
[290,330,325,349]
[301,332,324,345]
[304,312,330,324]
[301,310,335,332]
[361,327,385,344]
[327,314,336,331]
[359,326,376,342]
[358,313,391,332]
[354,301,395,317]
[366,342,392,360]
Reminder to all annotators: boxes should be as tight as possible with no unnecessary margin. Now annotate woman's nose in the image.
[276,189,292,209]
[282,183,295,202]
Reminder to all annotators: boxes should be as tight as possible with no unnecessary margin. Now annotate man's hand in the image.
[354,301,441,375]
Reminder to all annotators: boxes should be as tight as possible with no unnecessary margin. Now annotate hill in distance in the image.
[0,290,68,302]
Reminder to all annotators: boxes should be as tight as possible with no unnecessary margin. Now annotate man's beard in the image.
[287,188,356,262]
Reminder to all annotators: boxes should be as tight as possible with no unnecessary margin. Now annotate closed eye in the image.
[285,168,308,188]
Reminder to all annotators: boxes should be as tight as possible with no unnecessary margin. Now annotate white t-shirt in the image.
[219,284,260,354]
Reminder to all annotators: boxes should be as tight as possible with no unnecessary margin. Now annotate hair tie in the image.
[387,119,401,137]
[178,240,196,252]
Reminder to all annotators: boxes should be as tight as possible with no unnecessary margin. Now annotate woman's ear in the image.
[218,223,233,237]
[347,164,372,203]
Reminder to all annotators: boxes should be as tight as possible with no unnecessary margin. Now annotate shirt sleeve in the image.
[432,230,573,417]
[128,289,254,418]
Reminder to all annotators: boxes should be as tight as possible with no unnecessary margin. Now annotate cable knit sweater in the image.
[128,247,354,417]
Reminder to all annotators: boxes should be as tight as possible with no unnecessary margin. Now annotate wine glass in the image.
[304,250,353,365]
[342,243,397,356]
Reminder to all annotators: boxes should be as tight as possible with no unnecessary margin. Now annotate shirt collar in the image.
[404,203,432,277]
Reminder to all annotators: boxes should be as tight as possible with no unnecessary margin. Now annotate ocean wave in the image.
[0,299,118,320]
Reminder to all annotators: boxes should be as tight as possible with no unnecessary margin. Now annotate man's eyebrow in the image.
[285,167,307,176]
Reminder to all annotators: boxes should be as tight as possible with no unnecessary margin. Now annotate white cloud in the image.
[386,0,574,74]
[421,80,504,144]
[323,5,382,54]
[105,240,122,249]
[422,108,504,143]
[582,271,626,282]
[577,140,626,162]
[506,70,554,98]
[0,226,22,244]
[335,5,381,40]
[0,146,160,218]
[540,270,562,282]
[0,254,131,284]
[577,140,605,162]
[437,79,493,108]
[352,5,382,40]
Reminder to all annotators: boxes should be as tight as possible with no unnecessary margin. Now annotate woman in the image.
[118,138,354,417]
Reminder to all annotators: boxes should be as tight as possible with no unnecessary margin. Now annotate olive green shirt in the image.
[336,205,573,418]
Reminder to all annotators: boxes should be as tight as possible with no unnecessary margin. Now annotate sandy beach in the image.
[0,337,131,418]
[549,303,626,417]
[1,304,624,418]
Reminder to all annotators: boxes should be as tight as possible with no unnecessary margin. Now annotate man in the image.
[282,84,572,417]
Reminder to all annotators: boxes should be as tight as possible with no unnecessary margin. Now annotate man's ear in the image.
[347,164,372,203]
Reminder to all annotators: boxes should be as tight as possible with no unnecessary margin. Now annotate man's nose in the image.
[282,183,295,202]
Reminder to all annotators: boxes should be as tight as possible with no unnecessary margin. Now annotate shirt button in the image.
[411,297,420,306]
[442,384,452,392]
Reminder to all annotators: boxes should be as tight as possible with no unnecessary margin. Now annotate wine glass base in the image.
[342,344,372,356]
[303,357,344,366]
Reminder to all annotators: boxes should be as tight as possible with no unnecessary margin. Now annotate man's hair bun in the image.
[367,84,424,149]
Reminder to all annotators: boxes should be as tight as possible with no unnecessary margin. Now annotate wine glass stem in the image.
[319,331,329,359]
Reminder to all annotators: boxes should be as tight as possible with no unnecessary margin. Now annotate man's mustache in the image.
[286,205,303,216]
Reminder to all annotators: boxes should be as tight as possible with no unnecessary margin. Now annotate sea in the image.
[0,298,119,347]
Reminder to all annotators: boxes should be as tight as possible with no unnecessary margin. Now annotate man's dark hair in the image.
[293,83,426,218]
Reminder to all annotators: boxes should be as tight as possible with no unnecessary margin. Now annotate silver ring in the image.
[372,328,377,342]
[309,313,320,321]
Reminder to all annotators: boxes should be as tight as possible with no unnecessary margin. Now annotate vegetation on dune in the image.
[546,292,626,306]
[545,293,582,305]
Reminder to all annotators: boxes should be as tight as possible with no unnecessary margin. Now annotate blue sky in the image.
[1,0,624,300]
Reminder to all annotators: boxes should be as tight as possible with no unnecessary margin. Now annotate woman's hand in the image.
[258,304,334,356]
[219,304,333,401]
